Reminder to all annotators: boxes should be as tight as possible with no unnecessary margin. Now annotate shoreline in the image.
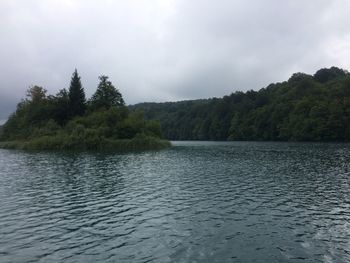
[0,137,171,151]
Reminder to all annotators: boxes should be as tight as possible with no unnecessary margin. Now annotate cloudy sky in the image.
[1,0,350,122]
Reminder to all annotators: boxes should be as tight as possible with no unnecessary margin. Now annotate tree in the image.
[26,86,47,102]
[68,69,86,117]
[50,89,70,125]
[314,67,347,83]
[90,75,125,110]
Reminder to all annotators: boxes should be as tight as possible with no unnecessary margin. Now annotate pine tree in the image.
[68,69,86,116]
[90,75,125,109]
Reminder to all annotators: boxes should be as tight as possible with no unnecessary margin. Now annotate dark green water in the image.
[1,141,350,262]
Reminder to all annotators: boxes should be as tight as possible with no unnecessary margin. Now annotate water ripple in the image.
[0,142,350,262]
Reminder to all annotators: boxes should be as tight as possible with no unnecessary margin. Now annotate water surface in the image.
[0,141,350,262]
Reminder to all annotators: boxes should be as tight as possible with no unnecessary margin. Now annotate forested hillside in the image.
[131,67,350,141]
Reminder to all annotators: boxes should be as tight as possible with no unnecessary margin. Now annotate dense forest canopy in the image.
[0,70,169,150]
[131,67,350,141]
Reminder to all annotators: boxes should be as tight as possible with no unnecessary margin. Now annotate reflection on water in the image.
[0,141,350,262]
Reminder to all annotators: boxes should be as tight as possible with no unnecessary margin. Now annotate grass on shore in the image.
[0,134,171,152]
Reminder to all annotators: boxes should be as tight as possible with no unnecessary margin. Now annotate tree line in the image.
[131,67,350,141]
[0,70,169,150]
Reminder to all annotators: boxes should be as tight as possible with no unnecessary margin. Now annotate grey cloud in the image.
[1,0,350,121]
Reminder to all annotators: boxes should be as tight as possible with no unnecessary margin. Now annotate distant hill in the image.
[131,67,350,141]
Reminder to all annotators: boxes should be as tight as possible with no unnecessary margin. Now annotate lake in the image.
[0,141,349,262]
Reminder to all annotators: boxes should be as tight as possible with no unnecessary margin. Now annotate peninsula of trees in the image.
[131,67,350,141]
[0,70,170,150]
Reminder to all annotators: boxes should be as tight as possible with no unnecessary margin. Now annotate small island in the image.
[0,70,170,151]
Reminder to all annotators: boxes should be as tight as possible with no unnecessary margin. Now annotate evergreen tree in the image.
[50,89,70,125]
[68,69,86,116]
[90,75,125,110]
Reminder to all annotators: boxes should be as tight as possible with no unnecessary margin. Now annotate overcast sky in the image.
[1,0,350,123]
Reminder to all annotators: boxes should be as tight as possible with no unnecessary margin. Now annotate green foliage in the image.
[0,71,169,151]
[314,67,347,83]
[68,69,86,116]
[89,75,125,110]
[50,89,70,125]
[30,119,61,138]
[131,67,350,142]
[26,86,47,101]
